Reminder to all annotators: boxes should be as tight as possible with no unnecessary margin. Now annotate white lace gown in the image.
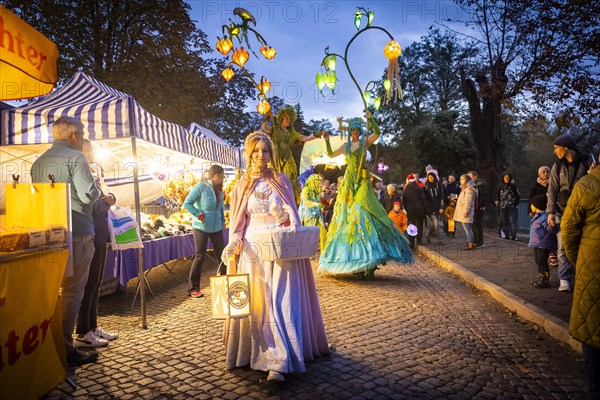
[225,180,329,373]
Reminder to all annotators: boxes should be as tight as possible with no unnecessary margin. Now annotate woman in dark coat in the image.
[402,174,428,248]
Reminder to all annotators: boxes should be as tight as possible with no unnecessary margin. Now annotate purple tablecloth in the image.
[104,230,228,289]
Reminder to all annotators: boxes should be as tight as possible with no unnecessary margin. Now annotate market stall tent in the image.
[0,72,242,327]
[0,72,243,210]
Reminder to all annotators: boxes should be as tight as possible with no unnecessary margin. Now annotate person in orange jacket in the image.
[388,201,408,233]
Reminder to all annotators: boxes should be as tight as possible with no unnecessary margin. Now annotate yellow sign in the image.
[0,249,68,399]
[0,5,58,100]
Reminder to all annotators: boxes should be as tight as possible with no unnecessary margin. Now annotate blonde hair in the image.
[243,131,274,167]
[242,131,281,196]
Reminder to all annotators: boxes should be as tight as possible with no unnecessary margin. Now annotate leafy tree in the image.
[4,0,256,144]
[305,119,334,136]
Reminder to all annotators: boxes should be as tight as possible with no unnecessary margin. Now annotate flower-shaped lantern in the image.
[216,8,276,114]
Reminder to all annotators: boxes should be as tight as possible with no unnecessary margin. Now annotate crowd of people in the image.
[35,113,598,396]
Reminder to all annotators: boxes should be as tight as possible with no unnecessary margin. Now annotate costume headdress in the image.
[275,106,298,126]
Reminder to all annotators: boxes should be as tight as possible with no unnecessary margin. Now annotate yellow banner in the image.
[0,249,68,399]
[0,5,58,100]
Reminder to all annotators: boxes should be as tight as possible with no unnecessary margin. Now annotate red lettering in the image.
[0,16,15,52]
[39,318,50,342]
[6,330,21,366]
[0,319,52,370]
[26,44,38,66]
[22,325,39,355]
[15,31,25,58]
[0,15,49,68]
[37,51,47,70]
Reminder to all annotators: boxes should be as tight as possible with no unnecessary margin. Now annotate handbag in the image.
[210,260,250,319]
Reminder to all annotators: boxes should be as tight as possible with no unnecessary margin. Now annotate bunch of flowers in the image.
[161,171,200,210]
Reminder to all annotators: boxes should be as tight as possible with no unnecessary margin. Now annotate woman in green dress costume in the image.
[261,106,322,204]
[298,173,327,250]
[318,112,413,279]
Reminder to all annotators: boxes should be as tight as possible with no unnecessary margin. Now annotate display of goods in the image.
[162,171,200,210]
[0,228,47,252]
[46,225,66,243]
[223,178,237,205]
[0,230,30,252]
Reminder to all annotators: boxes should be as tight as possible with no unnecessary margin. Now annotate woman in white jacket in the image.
[454,174,477,250]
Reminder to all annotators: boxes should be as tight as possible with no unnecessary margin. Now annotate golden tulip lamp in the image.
[215,7,277,115]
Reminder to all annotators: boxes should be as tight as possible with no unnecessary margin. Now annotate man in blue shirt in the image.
[31,116,101,367]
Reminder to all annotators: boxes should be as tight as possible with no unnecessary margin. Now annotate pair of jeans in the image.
[500,207,518,239]
[76,243,107,335]
[62,236,95,352]
[555,215,574,284]
[189,229,225,293]
[461,222,474,243]
[426,214,440,239]
[472,209,484,245]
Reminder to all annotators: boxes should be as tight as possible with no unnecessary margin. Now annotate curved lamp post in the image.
[316,7,402,183]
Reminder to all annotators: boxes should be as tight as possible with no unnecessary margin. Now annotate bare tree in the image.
[447,0,599,210]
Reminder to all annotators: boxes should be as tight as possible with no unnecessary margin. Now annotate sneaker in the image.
[558,279,572,292]
[94,327,118,341]
[75,331,108,348]
[267,370,285,382]
[474,243,486,248]
[190,290,204,298]
[67,349,99,367]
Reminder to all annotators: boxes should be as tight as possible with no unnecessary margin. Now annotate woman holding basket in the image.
[221,131,329,382]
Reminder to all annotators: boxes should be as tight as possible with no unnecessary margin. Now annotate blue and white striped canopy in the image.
[0,72,242,168]
[187,122,242,167]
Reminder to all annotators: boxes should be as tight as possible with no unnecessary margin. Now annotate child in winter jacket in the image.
[388,201,408,234]
[444,194,458,238]
[528,195,558,288]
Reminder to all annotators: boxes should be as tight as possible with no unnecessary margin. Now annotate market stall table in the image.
[103,230,228,304]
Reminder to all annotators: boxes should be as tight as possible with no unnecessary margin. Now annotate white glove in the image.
[269,197,289,224]
[221,237,242,264]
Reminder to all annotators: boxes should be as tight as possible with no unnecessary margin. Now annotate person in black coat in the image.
[424,171,444,243]
[402,174,428,248]
[380,184,401,213]
[495,173,521,240]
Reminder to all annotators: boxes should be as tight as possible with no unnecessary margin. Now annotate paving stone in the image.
[39,246,587,399]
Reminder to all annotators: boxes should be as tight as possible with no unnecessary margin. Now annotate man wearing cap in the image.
[546,133,594,292]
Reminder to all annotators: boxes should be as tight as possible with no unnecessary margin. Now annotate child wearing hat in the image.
[388,201,408,234]
[528,194,558,288]
[444,194,458,238]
